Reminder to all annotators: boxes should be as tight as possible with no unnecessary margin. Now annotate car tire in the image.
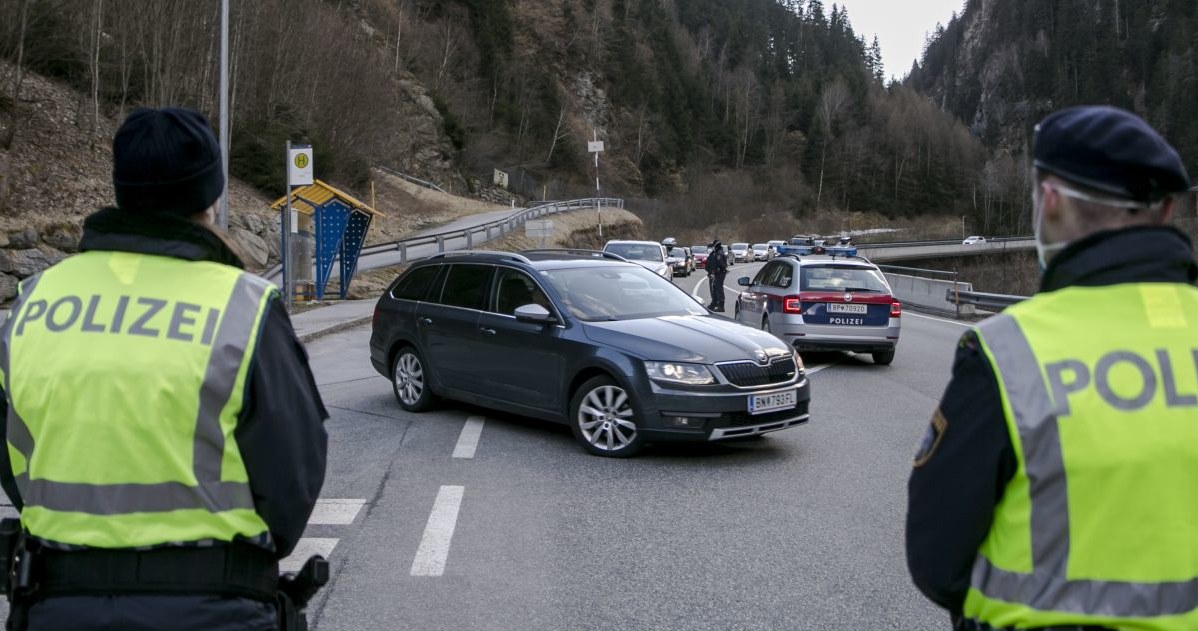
[392,346,436,412]
[569,376,644,457]
[872,349,896,366]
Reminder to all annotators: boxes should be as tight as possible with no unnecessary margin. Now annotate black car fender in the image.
[562,350,649,419]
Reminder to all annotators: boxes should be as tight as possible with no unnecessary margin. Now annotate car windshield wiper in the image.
[844,287,881,292]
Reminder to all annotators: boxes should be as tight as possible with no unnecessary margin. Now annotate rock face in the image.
[0,274,17,301]
[230,227,270,269]
[382,73,464,194]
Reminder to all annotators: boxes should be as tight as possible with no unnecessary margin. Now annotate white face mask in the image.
[1034,182,1165,271]
[1033,192,1068,272]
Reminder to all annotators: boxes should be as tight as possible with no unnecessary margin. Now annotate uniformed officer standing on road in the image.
[0,108,328,630]
[907,106,1198,631]
[706,239,729,312]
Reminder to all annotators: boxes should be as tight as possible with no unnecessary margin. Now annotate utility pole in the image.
[217,0,230,229]
[961,215,966,239]
[588,130,605,239]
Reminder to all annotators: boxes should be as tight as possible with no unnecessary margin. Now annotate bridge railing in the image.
[946,288,1027,311]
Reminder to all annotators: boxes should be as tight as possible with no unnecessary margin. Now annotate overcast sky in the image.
[834,0,966,81]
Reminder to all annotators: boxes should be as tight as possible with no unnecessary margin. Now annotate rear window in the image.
[437,264,493,310]
[605,243,663,262]
[391,266,441,301]
[800,265,888,293]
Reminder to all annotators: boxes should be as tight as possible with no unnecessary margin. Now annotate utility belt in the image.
[0,519,327,631]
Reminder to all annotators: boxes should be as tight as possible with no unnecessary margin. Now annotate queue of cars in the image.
[368,232,902,457]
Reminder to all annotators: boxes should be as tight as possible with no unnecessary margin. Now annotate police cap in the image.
[1033,105,1191,203]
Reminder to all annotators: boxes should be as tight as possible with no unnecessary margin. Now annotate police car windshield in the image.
[604,243,663,262]
[541,266,707,322]
[801,265,888,293]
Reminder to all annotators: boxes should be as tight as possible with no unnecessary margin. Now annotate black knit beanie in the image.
[112,107,224,216]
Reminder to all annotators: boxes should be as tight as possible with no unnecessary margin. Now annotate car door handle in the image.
[419,317,433,325]
[479,327,497,336]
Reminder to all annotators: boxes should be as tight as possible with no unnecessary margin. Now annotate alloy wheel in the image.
[577,385,638,452]
[395,352,425,406]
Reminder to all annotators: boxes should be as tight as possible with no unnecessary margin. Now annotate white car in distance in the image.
[603,240,673,280]
[730,242,754,263]
[962,235,987,245]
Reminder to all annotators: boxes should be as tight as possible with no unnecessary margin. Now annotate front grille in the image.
[717,356,798,388]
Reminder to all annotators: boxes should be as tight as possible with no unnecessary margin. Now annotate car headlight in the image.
[792,349,806,372]
[645,361,716,385]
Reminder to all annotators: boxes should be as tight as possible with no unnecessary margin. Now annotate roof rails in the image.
[520,248,630,262]
[428,250,532,264]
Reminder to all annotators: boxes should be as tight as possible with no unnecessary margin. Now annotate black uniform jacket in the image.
[0,207,329,559]
[906,226,1198,614]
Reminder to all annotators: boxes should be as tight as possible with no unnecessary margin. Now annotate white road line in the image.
[805,363,834,375]
[453,416,486,459]
[281,537,339,573]
[904,311,971,327]
[410,485,465,577]
[308,498,367,525]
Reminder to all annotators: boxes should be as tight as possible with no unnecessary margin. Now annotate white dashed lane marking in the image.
[280,498,367,572]
[452,416,486,459]
[281,537,340,573]
[410,485,465,577]
[308,498,367,525]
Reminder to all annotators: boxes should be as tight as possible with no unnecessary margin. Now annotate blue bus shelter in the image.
[270,180,382,301]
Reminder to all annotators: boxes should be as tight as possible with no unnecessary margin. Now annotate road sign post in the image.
[283,142,314,308]
[588,133,605,239]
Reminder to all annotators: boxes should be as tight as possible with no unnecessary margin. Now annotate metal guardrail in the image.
[376,166,448,194]
[860,236,1033,249]
[946,288,1028,311]
[262,197,624,280]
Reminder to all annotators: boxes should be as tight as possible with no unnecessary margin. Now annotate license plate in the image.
[748,389,797,415]
[827,303,867,314]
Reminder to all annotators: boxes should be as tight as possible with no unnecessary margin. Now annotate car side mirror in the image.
[514,304,555,324]
[737,277,751,286]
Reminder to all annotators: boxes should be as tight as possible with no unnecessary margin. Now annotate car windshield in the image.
[731,243,748,251]
[605,243,663,262]
[541,266,707,321]
[690,245,708,254]
[801,265,889,293]
[753,244,767,250]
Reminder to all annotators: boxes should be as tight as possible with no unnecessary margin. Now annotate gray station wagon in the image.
[370,250,812,457]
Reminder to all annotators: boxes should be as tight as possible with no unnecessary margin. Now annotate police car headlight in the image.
[646,362,716,385]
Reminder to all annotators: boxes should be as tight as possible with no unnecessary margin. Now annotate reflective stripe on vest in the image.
[0,252,275,547]
[967,301,1198,626]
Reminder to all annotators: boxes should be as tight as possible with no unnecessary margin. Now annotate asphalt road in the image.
[298,260,968,630]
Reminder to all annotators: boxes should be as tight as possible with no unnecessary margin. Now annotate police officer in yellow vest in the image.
[0,108,328,629]
[907,105,1198,631]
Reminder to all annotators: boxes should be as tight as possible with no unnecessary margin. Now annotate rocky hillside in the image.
[0,61,285,301]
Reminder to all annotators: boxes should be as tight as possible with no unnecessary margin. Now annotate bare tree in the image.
[815,79,848,207]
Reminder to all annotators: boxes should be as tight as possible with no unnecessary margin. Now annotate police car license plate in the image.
[827,303,867,314]
[748,389,797,415]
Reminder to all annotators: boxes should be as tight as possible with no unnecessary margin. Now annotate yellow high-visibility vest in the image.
[965,283,1198,629]
[0,251,275,548]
